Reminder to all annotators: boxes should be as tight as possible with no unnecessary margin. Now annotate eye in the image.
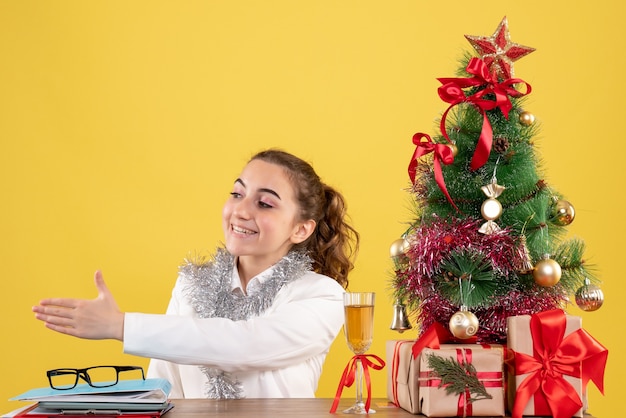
[230,192,242,199]
[258,200,273,209]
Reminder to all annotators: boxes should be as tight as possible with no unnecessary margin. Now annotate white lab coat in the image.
[123,264,345,398]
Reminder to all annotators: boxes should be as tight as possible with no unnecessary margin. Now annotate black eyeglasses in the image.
[47,365,145,390]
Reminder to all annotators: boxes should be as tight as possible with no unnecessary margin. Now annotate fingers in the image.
[34,311,74,327]
[32,303,75,332]
[33,300,77,331]
[32,304,75,319]
[44,322,77,336]
[36,298,78,308]
[94,270,112,299]
[94,270,121,314]
[33,294,80,329]
[32,304,80,337]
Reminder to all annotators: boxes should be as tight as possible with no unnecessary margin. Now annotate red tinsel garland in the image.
[396,218,566,343]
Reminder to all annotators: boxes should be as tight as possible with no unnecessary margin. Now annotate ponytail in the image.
[306,185,359,288]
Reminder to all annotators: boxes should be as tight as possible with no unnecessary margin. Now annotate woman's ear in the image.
[291,219,316,244]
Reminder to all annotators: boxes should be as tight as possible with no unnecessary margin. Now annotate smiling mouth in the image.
[232,225,256,235]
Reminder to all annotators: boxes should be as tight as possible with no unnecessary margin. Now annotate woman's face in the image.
[222,159,314,270]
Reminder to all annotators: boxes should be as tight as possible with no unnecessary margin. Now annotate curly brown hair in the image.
[250,149,359,288]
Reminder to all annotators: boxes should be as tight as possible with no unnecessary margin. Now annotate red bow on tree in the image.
[437,57,531,171]
[408,132,457,210]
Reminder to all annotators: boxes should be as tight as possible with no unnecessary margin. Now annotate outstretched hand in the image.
[32,271,125,341]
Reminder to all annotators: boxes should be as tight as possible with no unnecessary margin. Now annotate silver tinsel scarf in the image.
[179,247,313,399]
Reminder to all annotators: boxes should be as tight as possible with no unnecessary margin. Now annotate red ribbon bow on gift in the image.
[408,133,457,210]
[330,354,386,413]
[411,322,478,359]
[437,57,531,171]
[512,309,608,418]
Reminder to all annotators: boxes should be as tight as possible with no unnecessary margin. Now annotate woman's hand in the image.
[33,270,125,341]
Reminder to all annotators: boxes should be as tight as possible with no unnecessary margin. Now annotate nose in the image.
[232,196,253,219]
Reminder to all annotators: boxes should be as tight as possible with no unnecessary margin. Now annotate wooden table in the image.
[165,398,415,417]
[163,398,596,417]
[2,399,596,417]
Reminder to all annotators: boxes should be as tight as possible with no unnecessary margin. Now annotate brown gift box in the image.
[506,314,583,417]
[418,346,505,417]
[386,340,421,414]
[386,340,505,416]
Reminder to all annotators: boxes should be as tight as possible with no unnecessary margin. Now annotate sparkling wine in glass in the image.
[343,292,375,414]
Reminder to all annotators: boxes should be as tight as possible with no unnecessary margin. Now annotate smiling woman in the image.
[222,158,318,286]
[33,148,360,400]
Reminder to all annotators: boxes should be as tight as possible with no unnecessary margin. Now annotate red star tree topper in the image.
[464,16,535,80]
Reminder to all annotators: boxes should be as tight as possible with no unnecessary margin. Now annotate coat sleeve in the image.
[123,274,345,373]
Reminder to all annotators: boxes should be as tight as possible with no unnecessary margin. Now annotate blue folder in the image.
[10,379,172,411]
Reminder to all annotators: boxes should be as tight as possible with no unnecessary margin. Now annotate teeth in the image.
[233,225,255,235]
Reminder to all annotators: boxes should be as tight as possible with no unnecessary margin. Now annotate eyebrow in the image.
[234,178,282,200]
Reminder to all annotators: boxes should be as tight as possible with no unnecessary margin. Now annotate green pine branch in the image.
[426,353,493,403]
[436,250,501,307]
[554,237,598,292]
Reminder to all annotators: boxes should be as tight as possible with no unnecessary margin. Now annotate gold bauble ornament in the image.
[533,256,562,287]
[551,200,575,226]
[481,197,503,221]
[575,279,604,312]
[519,111,535,126]
[390,238,410,257]
[448,308,479,339]
[447,143,458,157]
[390,238,410,264]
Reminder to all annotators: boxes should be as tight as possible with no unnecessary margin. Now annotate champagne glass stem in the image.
[355,357,364,408]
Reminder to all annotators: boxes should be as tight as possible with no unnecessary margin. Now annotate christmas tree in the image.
[390,17,604,344]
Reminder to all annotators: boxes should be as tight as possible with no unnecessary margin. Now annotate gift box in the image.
[507,309,608,418]
[387,323,465,414]
[419,346,505,417]
[386,340,420,414]
[386,335,506,416]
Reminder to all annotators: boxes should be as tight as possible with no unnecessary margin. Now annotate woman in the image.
[33,149,359,399]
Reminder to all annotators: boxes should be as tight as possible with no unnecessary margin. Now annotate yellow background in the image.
[1,1,623,416]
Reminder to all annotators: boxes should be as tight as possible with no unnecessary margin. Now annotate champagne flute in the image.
[343,292,375,414]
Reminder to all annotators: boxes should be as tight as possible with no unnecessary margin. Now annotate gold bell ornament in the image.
[517,235,535,274]
[389,299,413,333]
